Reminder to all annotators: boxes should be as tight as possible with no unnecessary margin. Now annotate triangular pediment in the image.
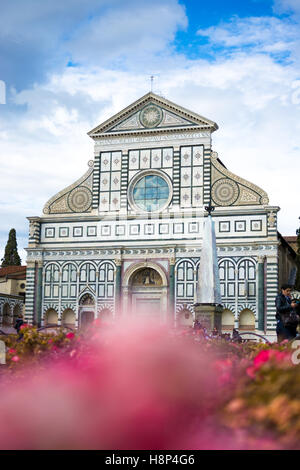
[88,92,218,138]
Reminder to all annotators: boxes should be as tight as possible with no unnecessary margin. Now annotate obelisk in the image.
[194,204,223,331]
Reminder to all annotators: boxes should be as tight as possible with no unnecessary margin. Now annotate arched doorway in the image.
[2,304,11,326]
[62,309,76,329]
[13,304,21,325]
[239,309,255,331]
[98,307,113,323]
[44,308,58,326]
[126,266,167,322]
[221,309,235,332]
[79,293,95,329]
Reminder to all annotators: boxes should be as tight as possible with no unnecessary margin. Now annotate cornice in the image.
[92,127,212,140]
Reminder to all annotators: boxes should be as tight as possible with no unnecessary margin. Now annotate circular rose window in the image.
[132,174,170,212]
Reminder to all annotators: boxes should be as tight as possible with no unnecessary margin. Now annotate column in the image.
[35,261,43,327]
[265,252,279,335]
[25,261,36,325]
[257,256,265,332]
[115,258,122,316]
[169,257,175,323]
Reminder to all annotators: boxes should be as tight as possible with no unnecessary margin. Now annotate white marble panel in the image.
[192,166,203,186]
[163,168,173,179]
[140,150,150,169]
[110,192,121,211]
[180,188,191,207]
[192,187,203,207]
[111,151,122,171]
[181,167,191,187]
[181,147,191,166]
[100,153,111,171]
[110,191,120,211]
[162,148,173,168]
[129,150,139,169]
[128,170,139,183]
[99,192,110,212]
[111,172,121,191]
[192,146,203,166]
[100,172,110,191]
[151,149,162,168]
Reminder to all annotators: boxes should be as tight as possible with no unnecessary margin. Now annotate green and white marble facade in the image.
[25,92,280,340]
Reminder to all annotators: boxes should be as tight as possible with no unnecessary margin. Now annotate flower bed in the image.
[0,322,299,449]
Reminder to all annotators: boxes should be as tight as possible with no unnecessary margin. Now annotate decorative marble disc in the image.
[139,105,163,128]
[68,186,92,212]
[211,178,239,206]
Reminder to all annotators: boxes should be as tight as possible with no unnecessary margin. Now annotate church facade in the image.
[25,93,280,337]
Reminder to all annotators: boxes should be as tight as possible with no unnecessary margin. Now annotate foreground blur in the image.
[0,315,295,449]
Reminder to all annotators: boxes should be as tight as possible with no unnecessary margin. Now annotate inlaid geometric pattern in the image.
[99,151,122,212]
[212,178,239,206]
[180,145,204,208]
[68,186,92,213]
[45,227,55,238]
[128,147,173,171]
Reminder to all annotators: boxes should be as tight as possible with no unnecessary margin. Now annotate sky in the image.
[0,0,299,263]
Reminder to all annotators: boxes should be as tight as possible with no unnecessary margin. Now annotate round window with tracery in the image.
[132,174,170,212]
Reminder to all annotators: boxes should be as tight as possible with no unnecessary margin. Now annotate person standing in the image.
[232,328,242,343]
[275,284,299,342]
[14,313,24,335]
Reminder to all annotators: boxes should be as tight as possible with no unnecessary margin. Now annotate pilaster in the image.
[257,255,266,331]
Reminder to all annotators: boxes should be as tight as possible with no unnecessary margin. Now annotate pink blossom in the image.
[0,319,223,449]
[253,349,273,367]
[66,332,75,340]
[8,348,16,354]
[11,356,19,362]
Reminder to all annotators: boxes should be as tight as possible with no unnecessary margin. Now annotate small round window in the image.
[132,174,170,212]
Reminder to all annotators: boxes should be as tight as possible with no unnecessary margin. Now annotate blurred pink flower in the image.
[0,319,228,449]
[11,356,19,362]
[0,318,285,450]
[253,349,273,367]
[66,332,75,340]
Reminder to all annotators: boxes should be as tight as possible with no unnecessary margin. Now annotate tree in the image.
[295,218,300,291]
[1,228,21,267]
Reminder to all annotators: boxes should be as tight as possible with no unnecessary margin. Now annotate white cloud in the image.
[197,15,300,62]
[67,2,187,66]
[273,0,300,15]
[0,0,187,88]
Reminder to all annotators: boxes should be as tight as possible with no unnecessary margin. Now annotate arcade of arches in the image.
[1,302,23,327]
[42,262,256,331]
